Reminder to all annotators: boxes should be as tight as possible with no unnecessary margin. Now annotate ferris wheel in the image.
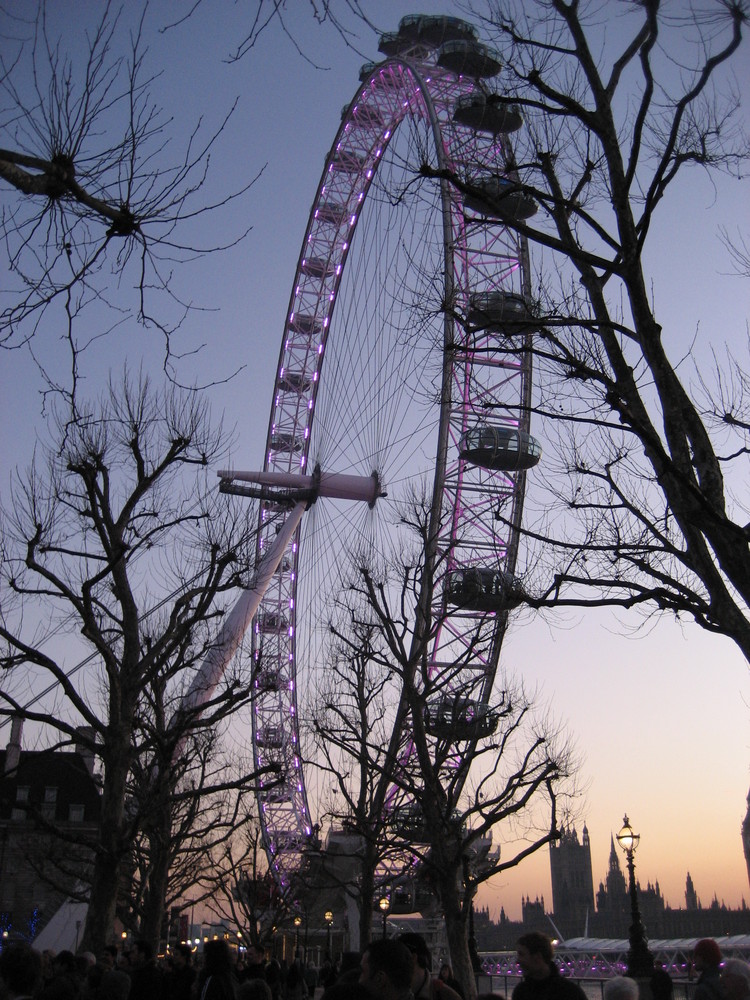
[218,14,541,892]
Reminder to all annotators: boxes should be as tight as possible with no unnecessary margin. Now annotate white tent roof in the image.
[32,898,88,954]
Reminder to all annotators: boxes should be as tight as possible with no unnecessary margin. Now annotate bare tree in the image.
[422,0,750,656]
[310,505,578,999]
[0,2,257,400]
[307,615,404,947]
[202,822,292,950]
[0,370,260,953]
[124,690,265,952]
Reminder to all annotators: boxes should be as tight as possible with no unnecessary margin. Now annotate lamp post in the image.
[324,910,333,959]
[294,915,302,958]
[616,814,654,978]
[378,896,390,939]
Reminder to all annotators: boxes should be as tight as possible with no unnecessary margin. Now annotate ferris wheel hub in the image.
[217,467,385,507]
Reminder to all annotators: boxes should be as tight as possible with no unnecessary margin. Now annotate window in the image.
[15,785,29,802]
[41,787,58,820]
[68,804,85,823]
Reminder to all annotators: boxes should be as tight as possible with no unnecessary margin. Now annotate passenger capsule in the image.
[344,103,385,129]
[389,803,430,843]
[437,40,502,78]
[399,14,478,47]
[463,176,537,222]
[315,201,347,226]
[467,290,537,334]
[301,257,336,279]
[423,695,499,739]
[460,425,542,471]
[446,567,524,612]
[256,610,290,632]
[330,150,366,174]
[278,371,312,393]
[288,314,321,337]
[453,92,523,134]
[269,432,303,454]
[256,726,283,748]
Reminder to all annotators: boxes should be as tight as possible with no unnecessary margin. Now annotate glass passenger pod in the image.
[269,432,303,454]
[463,176,537,222]
[301,257,336,279]
[398,14,479,47]
[377,31,431,60]
[260,786,290,804]
[315,201,348,227]
[446,566,524,612]
[453,92,523,135]
[459,425,542,472]
[390,803,430,843]
[288,314,322,337]
[256,611,290,633]
[423,695,500,739]
[467,290,537,335]
[256,726,284,749]
[389,881,416,915]
[278,371,313,393]
[255,669,279,692]
[437,40,502,79]
[344,103,385,129]
[330,149,366,174]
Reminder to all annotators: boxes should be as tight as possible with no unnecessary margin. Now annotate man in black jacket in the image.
[512,933,587,1000]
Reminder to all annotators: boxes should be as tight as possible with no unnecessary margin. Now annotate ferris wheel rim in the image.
[251,40,535,890]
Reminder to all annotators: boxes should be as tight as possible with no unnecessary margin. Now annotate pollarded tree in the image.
[429,0,750,656]
[312,503,578,999]
[0,371,260,953]
[307,615,406,948]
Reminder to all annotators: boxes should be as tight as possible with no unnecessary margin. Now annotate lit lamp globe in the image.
[616,815,640,854]
[615,813,653,979]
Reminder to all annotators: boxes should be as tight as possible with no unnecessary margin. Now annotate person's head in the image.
[247,943,265,966]
[53,951,78,977]
[650,967,674,1000]
[238,980,273,1000]
[99,969,131,1000]
[516,933,554,979]
[173,943,192,968]
[439,965,453,982]
[101,945,118,970]
[360,939,413,1000]
[203,939,233,977]
[0,942,43,997]
[604,977,639,1000]
[721,960,750,1000]
[132,939,154,966]
[395,933,430,972]
[694,940,722,972]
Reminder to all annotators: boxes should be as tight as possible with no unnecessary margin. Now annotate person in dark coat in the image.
[127,940,163,1000]
[693,939,723,1000]
[165,943,196,1000]
[511,933,587,1000]
[196,939,236,1000]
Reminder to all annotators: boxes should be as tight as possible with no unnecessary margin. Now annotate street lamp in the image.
[324,910,333,958]
[378,896,390,939]
[294,915,302,957]
[616,814,655,978]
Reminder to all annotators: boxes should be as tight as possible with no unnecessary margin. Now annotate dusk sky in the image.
[1,1,748,925]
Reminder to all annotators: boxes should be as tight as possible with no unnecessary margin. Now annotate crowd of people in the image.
[0,929,748,1000]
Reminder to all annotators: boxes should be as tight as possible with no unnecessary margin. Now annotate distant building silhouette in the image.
[549,823,595,938]
[474,815,750,951]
